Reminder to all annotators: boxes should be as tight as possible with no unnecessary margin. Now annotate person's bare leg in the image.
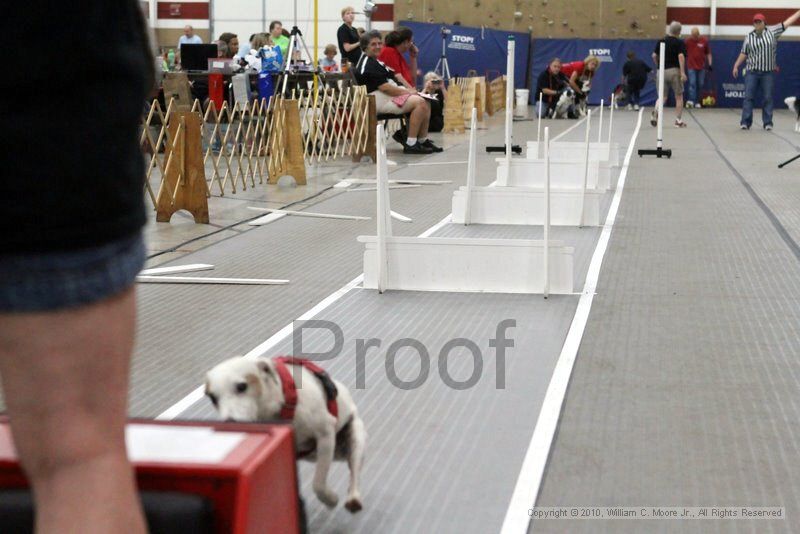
[403,97,429,139]
[675,93,684,120]
[0,287,146,534]
[417,102,431,139]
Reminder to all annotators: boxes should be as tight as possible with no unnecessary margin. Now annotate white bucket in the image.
[514,89,529,117]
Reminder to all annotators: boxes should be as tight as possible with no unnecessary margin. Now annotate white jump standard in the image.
[638,42,672,158]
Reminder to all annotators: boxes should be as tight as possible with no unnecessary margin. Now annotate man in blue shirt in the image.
[177,25,203,50]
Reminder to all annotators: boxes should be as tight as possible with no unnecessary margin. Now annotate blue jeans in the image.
[0,234,145,312]
[687,69,705,103]
[741,71,775,127]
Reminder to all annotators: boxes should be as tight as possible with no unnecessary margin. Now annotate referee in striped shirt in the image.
[732,9,800,130]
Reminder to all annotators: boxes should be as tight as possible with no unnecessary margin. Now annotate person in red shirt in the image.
[378,26,418,89]
[561,56,600,96]
[684,27,712,108]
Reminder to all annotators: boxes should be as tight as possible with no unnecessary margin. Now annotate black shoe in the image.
[421,139,443,152]
[403,142,433,154]
[392,129,406,145]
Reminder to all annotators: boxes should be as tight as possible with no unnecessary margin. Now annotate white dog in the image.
[786,96,800,132]
[206,356,366,512]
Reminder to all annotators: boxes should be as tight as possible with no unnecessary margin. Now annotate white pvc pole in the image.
[505,36,515,169]
[465,107,478,225]
[376,124,390,293]
[579,110,592,227]
[607,93,615,145]
[657,41,665,149]
[597,99,604,144]
[536,92,543,158]
[543,126,550,298]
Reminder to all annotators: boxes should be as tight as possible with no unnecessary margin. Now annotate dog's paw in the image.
[315,487,339,508]
[344,498,363,513]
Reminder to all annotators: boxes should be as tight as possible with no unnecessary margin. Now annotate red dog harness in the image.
[273,357,339,421]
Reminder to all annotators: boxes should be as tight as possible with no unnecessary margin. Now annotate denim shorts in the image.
[0,233,145,313]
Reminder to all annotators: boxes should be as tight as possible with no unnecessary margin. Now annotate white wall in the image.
[211,0,390,62]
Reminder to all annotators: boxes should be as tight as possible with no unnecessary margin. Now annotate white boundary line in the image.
[156,213,453,420]
[499,107,645,534]
[551,114,589,142]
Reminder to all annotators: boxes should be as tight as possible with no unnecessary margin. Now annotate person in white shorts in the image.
[354,30,441,154]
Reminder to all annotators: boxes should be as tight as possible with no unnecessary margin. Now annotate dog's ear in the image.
[257,359,275,379]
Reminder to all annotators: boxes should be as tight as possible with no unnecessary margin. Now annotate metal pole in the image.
[537,92,543,158]
[376,124,389,293]
[579,110,592,227]
[597,99,604,144]
[657,41,665,149]
[607,93,614,145]
[505,37,515,169]
[543,126,550,298]
[313,0,318,93]
[465,107,477,225]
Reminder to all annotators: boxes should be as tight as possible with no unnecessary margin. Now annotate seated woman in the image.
[354,31,441,154]
[535,58,570,118]
[421,72,446,132]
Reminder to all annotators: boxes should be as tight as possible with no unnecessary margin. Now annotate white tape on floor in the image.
[499,107,645,534]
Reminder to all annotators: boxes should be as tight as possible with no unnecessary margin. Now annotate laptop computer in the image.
[180,43,218,71]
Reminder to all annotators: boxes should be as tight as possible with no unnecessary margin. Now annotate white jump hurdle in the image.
[452,186,601,227]
[359,124,574,295]
[496,158,607,190]
[526,141,620,167]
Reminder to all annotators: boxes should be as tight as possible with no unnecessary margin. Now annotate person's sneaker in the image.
[626,104,633,111]
[634,104,640,111]
[650,110,658,126]
[674,119,687,128]
[403,141,433,154]
[392,129,406,145]
[686,100,695,108]
[764,124,773,131]
[695,102,702,108]
[421,139,443,152]
[740,124,750,130]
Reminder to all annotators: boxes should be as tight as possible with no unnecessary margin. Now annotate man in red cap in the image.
[732,9,800,130]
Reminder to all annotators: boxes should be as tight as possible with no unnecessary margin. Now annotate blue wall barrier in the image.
[529,38,800,108]
[399,21,530,89]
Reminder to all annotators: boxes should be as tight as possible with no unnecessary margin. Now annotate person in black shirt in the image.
[337,6,362,69]
[535,58,570,118]
[652,21,688,127]
[622,50,652,110]
[354,31,441,154]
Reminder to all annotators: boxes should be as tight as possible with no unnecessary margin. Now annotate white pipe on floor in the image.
[580,110,592,227]
[657,41,665,148]
[597,99,604,144]
[465,107,478,226]
[543,126,550,298]
[505,36,515,169]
